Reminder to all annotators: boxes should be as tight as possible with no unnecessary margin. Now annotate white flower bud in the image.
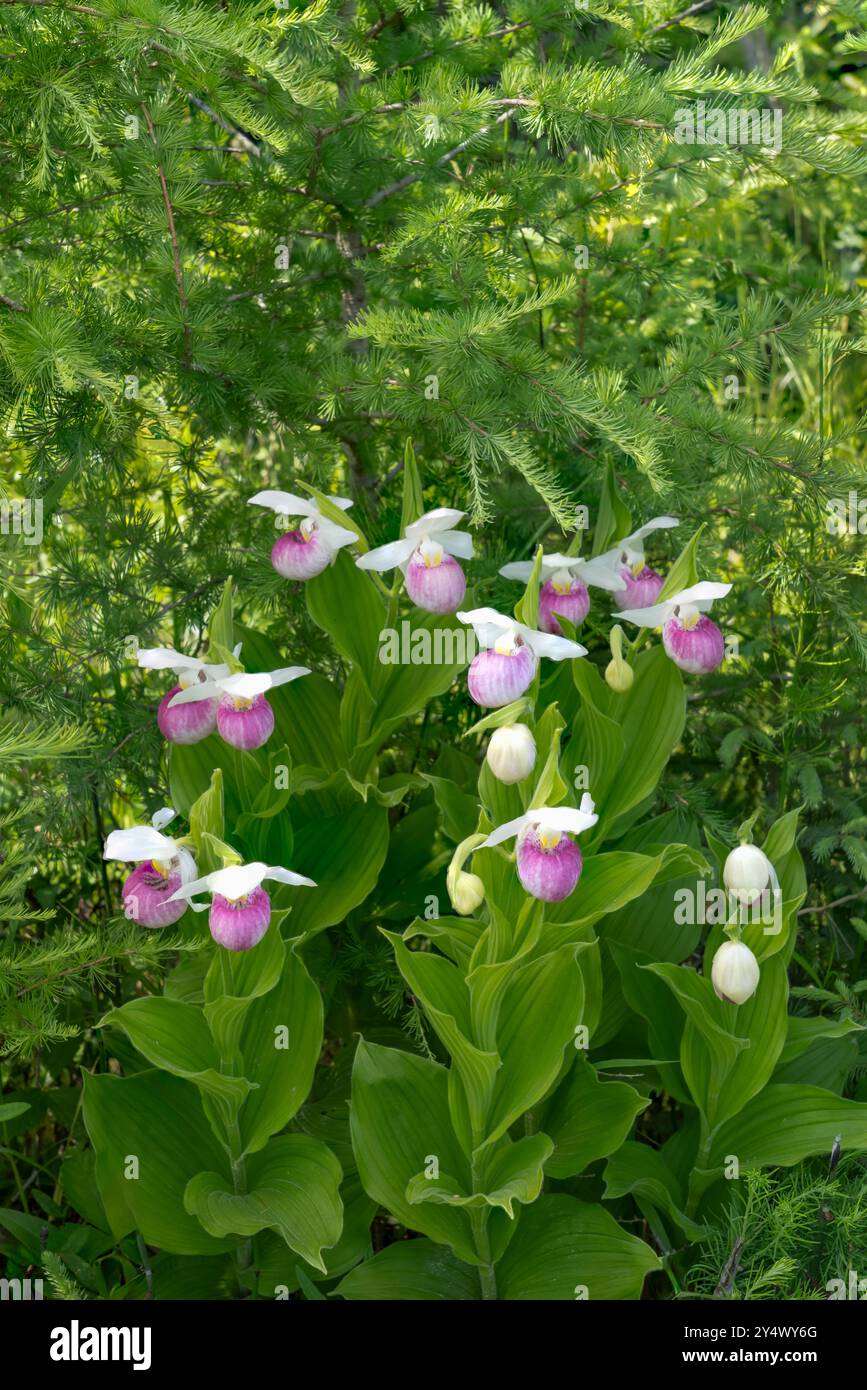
[449,870,486,916]
[605,656,634,692]
[710,939,760,1005]
[485,724,537,785]
[723,844,772,906]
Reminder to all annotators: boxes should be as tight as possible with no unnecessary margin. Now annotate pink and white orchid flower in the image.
[356,507,474,613]
[481,796,598,902]
[248,490,356,580]
[500,552,628,634]
[618,580,731,673]
[137,644,241,745]
[168,665,311,750]
[596,517,679,611]
[457,606,586,708]
[168,860,316,951]
[103,807,197,928]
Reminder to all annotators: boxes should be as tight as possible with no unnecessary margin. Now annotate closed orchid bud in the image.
[710,939,760,1005]
[486,724,537,784]
[450,870,486,916]
[447,834,487,916]
[723,844,772,907]
[604,625,633,692]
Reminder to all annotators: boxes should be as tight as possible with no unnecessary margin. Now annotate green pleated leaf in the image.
[542,1054,648,1179]
[99,997,254,1110]
[184,1134,343,1272]
[603,1141,707,1242]
[494,1194,660,1300]
[82,1070,234,1256]
[407,1132,553,1218]
[276,799,389,936]
[337,1238,481,1301]
[349,1039,479,1266]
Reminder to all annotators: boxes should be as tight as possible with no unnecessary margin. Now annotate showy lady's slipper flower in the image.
[596,517,680,611]
[168,665,310,750]
[617,581,732,674]
[356,507,473,614]
[104,808,197,928]
[481,796,598,903]
[248,491,356,580]
[138,646,240,745]
[168,860,316,951]
[710,938,760,1006]
[457,608,586,708]
[499,553,627,635]
[723,844,778,909]
[486,723,537,785]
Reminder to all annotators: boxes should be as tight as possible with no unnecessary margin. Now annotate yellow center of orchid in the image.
[153,859,172,878]
[551,569,573,595]
[631,559,645,577]
[538,828,562,851]
[300,516,316,541]
[231,696,253,710]
[494,630,518,656]
[418,537,443,568]
[679,609,701,630]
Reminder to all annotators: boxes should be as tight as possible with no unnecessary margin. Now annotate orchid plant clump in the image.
[75,453,867,1304]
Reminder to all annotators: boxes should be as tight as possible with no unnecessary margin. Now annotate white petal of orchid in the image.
[262,866,317,889]
[405,507,465,539]
[266,665,312,689]
[137,646,205,673]
[498,560,535,582]
[316,516,358,550]
[356,536,416,571]
[331,496,354,511]
[623,516,679,547]
[437,529,474,561]
[248,490,317,517]
[168,679,220,707]
[104,826,178,862]
[217,666,310,701]
[618,581,732,628]
[168,860,315,903]
[151,807,176,832]
[481,795,598,849]
[457,607,515,649]
[515,622,587,661]
[554,555,628,592]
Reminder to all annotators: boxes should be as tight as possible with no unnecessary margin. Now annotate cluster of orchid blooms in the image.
[104,487,757,1001]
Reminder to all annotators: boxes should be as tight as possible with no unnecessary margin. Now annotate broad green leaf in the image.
[238,946,324,1156]
[657,525,703,601]
[708,1083,867,1174]
[541,1054,648,1178]
[0,1101,30,1122]
[406,1133,553,1218]
[206,577,235,656]
[349,1040,479,1266]
[337,1238,481,1301]
[400,438,424,532]
[306,550,384,692]
[603,1141,707,1242]
[591,460,632,556]
[646,962,750,1121]
[184,1134,342,1273]
[276,800,389,936]
[494,1194,660,1300]
[99,997,254,1111]
[82,1070,234,1255]
[514,545,543,629]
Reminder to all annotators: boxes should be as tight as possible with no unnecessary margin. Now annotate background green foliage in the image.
[2,0,867,1298]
